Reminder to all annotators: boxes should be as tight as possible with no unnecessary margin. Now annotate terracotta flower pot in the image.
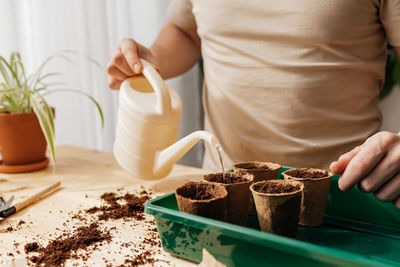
[203,172,253,226]
[175,182,228,220]
[234,161,281,215]
[250,180,303,237]
[283,168,333,226]
[0,112,47,166]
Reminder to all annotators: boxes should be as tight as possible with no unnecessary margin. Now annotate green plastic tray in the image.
[145,167,400,266]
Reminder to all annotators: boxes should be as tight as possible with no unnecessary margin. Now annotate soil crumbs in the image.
[85,191,150,221]
[254,183,301,194]
[25,222,111,266]
[5,220,26,233]
[286,169,328,179]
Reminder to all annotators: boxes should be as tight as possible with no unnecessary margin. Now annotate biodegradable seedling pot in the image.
[234,161,281,181]
[283,168,333,227]
[203,172,253,226]
[234,161,281,215]
[175,182,228,220]
[250,180,303,237]
[0,112,47,166]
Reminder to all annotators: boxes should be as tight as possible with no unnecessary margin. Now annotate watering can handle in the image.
[141,59,172,114]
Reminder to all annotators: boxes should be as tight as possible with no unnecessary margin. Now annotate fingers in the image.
[330,146,362,175]
[107,38,160,90]
[108,77,122,90]
[107,48,129,89]
[138,43,159,68]
[106,38,142,89]
[338,140,386,191]
[111,47,135,76]
[358,147,400,193]
[120,38,142,74]
[106,61,128,81]
[336,132,400,210]
[373,172,400,202]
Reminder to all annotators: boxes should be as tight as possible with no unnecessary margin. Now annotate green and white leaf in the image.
[30,95,56,165]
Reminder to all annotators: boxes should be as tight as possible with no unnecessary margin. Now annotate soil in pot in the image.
[250,180,303,237]
[203,172,253,226]
[234,161,281,215]
[175,182,227,220]
[283,168,333,227]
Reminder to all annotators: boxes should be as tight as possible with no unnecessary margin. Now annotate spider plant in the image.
[0,51,104,165]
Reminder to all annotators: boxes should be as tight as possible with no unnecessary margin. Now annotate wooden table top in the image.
[0,146,209,266]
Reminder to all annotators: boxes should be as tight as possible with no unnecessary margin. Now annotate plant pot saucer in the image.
[0,157,49,174]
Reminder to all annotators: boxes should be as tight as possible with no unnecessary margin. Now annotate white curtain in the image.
[0,0,204,167]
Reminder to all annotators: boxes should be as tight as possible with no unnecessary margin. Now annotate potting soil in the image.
[254,183,301,194]
[234,162,272,171]
[205,172,249,184]
[177,183,220,200]
[285,169,328,178]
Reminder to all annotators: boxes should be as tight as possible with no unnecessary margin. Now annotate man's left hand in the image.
[330,131,400,209]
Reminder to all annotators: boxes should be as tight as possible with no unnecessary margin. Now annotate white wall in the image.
[380,86,400,133]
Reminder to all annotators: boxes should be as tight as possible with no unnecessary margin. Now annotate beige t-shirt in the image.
[168,0,400,171]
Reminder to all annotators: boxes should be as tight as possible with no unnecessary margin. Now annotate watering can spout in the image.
[155,131,218,177]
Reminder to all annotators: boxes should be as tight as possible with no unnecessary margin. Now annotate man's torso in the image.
[175,0,388,170]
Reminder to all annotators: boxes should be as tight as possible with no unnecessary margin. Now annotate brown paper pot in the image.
[234,161,281,215]
[203,172,253,226]
[283,168,333,226]
[175,182,228,220]
[250,180,303,237]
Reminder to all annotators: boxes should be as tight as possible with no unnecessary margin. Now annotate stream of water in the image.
[216,144,226,176]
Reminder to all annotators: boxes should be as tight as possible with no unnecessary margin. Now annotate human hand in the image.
[106,38,159,90]
[330,131,400,209]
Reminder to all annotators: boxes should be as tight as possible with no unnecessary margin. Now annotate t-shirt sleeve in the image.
[380,0,400,46]
[167,0,196,29]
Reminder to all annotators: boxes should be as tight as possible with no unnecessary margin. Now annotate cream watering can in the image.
[114,60,219,180]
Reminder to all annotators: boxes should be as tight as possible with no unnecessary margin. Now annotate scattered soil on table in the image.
[254,183,301,194]
[176,183,225,200]
[122,251,155,267]
[285,169,328,179]
[12,241,21,257]
[234,162,273,171]
[4,220,27,233]
[81,190,167,266]
[116,231,166,267]
[85,191,151,221]
[16,189,168,266]
[204,172,250,184]
[25,222,111,266]
[24,242,39,253]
